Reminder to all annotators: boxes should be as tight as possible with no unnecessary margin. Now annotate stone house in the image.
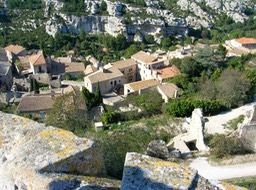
[29,54,48,74]
[84,65,126,94]
[230,38,256,50]
[112,59,137,83]
[5,44,27,62]
[124,79,160,96]
[17,95,55,120]
[64,62,85,79]
[157,83,179,103]
[131,51,165,80]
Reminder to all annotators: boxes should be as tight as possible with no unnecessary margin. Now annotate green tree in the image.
[144,34,155,44]
[180,57,202,78]
[46,91,87,134]
[160,38,172,50]
[124,44,140,58]
[125,90,164,115]
[217,68,251,107]
[194,46,225,76]
[209,134,251,159]
[82,87,93,109]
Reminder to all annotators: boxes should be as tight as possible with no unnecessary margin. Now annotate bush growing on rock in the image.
[208,134,252,159]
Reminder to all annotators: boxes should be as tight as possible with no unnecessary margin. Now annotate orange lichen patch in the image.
[154,160,180,168]
[221,182,249,190]
[39,128,84,158]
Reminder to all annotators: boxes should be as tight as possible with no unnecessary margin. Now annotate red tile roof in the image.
[157,65,181,79]
[235,38,256,45]
[5,44,25,55]
[29,54,46,66]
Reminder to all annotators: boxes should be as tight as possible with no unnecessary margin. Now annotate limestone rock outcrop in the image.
[239,105,256,151]
[121,152,239,190]
[0,111,121,189]
[168,108,209,154]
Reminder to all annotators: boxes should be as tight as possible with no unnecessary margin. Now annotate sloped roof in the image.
[53,57,72,64]
[157,65,181,80]
[112,59,137,69]
[131,51,157,63]
[235,38,256,45]
[29,54,46,66]
[65,62,85,73]
[85,66,124,83]
[5,44,25,55]
[17,95,54,112]
[158,83,178,99]
[126,79,159,92]
[85,65,98,76]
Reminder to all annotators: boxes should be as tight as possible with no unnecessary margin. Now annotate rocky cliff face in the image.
[1,0,254,39]
[42,0,254,38]
[0,111,121,189]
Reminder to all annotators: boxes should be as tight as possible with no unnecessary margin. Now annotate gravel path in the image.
[205,101,256,134]
[190,157,256,180]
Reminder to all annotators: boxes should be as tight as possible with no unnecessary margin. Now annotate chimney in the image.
[99,66,105,73]
[174,90,178,98]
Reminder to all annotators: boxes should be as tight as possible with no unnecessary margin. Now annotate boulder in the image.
[121,152,222,190]
[0,112,117,189]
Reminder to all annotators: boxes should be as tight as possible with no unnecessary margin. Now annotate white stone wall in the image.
[31,63,48,74]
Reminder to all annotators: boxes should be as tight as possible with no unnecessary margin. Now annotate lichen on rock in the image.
[0,111,108,189]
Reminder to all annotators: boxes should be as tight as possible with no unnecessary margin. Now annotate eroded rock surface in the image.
[0,112,120,189]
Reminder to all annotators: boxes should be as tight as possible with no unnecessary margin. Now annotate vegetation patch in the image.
[223,115,245,131]
[224,176,256,190]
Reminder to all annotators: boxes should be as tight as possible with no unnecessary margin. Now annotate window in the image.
[110,81,113,85]
[129,68,133,72]
[129,76,133,82]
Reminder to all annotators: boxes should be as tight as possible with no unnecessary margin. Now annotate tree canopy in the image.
[46,90,88,135]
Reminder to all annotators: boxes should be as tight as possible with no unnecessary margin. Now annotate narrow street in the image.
[190,157,256,180]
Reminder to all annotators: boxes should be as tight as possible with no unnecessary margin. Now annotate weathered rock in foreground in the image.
[0,112,120,189]
[121,152,247,190]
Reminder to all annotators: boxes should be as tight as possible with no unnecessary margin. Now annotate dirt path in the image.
[190,157,256,180]
[204,101,256,134]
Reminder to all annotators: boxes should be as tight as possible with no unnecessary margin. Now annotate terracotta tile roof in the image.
[157,65,181,79]
[17,95,54,113]
[235,37,256,45]
[65,62,85,73]
[157,83,178,98]
[29,54,46,66]
[5,44,25,55]
[127,79,160,92]
[131,51,157,63]
[85,66,125,83]
[112,59,137,69]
